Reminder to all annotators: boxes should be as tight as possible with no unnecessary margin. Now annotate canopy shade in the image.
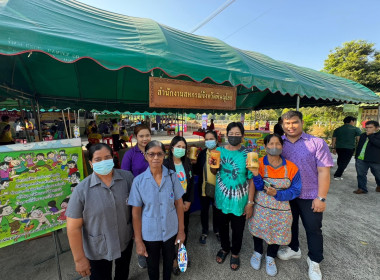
[0,0,379,112]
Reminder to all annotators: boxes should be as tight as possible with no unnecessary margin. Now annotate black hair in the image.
[205,130,218,140]
[343,116,357,124]
[277,117,282,122]
[91,127,97,133]
[0,205,10,215]
[15,205,23,214]
[226,122,245,135]
[67,160,76,165]
[70,183,78,190]
[0,180,9,185]
[366,120,379,127]
[36,153,44,157]
[264,133,284,146]
[0,162,9,167]
[47,151,54,156]
[111,119,117,124]
[168,136,188,162]
[61,198,69,204]
[88,143,113,161]
[1,115,9,122]
[71,153,78,157]
[72,172,80,178]
[281,111,303,121]
[145,140,166,154]
[48,200,57,208]
[59,150,65,153]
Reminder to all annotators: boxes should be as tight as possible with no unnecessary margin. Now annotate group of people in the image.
[331,116,380,194]
[0,115,35,145]
[65,110,345,280]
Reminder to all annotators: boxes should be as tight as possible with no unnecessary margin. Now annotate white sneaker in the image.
[277,246,301,260]
[307,257,322,280]
[333,177,343,181]
[250,251,262,270]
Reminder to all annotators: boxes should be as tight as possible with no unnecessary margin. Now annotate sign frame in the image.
[149,77,237,111]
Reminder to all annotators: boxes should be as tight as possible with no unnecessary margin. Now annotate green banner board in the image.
[0,139,83,248]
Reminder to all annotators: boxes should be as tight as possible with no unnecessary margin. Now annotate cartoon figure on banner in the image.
[14,205,35,234]
[57,198,69,221]
[68,172,80,184]
[0,205,21,234]
[0,162,12,181]
[24,153,35,168]
[31,153,53,172]
[67,161,78,177]
[28,207,52,230]
[60,153,68,170]
[11,157,31,177]
[47,200,60,214]
[0,180,10,195]
[47,151,60,168]
[4,156,13,168]
[71,153,79,164]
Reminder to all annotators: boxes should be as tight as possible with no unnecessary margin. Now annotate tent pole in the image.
[68,109,72,138]
[35,99,43,141]
[62,110,69,139]
[296,95,300,111]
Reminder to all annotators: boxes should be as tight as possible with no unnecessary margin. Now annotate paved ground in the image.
[1,155,379,280]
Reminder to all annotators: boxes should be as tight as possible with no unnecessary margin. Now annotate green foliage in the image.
[323,40,380,92]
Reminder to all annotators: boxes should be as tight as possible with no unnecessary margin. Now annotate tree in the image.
[323,40,380,92]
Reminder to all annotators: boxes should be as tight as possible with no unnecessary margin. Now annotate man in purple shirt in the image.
[277,111,333,280]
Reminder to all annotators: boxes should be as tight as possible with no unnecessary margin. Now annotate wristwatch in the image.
[317,196,326,202]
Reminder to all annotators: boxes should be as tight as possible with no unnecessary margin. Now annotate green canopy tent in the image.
[0,0,379,113]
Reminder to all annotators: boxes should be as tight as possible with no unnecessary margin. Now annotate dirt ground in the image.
[1,154,379,280]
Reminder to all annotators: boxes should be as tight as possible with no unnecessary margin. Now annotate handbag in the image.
[204,159,216,198]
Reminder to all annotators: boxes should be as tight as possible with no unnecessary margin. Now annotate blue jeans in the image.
[355,159,380,192]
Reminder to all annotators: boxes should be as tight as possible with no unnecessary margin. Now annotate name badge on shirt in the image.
[170,192,174,199]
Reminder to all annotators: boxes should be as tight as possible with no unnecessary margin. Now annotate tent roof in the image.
[0,0,379,112]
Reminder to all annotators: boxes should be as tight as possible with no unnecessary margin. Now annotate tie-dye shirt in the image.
[215,146,253,216]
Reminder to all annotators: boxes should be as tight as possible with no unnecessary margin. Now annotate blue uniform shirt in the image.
[128,165,184,242]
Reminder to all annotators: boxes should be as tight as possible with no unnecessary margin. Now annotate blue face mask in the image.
[173,147,186,158]
[205,140,217,150]
[92,159,114,175]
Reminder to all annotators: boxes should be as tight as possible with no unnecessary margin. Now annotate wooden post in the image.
[62,110,69,139]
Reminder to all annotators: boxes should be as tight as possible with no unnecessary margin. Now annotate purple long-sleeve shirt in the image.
[121,145,149,177]
[282,132,333,199]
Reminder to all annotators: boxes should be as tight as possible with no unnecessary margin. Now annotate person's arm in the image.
[331,137,337,154]
[312,166,330,212]
[367,132,380,148]
[67,217,91,278]
[274,170,302,201]
[244,179,255,219]
[132,206,148,257]
[174,198,185,245]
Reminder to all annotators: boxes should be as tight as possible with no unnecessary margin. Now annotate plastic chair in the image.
[102,136,114,149]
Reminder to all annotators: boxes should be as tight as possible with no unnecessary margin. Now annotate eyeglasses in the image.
[145,152,165,159]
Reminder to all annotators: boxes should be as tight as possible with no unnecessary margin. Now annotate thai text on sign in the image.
[149,77,236,110]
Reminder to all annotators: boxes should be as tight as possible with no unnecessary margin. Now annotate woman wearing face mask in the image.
[163,136,194,275]
[121,124,152,269]
[129,140,185,280]
[66,143,134,279]
[248,134,301,277]
[194,130,220,245]
[211,122,255,271]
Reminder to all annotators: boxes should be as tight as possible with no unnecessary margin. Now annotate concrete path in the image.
[1,155,379,280]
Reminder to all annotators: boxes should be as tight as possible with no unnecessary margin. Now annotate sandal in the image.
[216,249,229,264]
[230,255,240,271]
[172,266,180,276]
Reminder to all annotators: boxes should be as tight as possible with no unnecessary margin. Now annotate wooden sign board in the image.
[149,77,236,110]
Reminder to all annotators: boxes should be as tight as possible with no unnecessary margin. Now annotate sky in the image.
[79,0,380,71]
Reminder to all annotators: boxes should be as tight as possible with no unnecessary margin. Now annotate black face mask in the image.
[228,136,242,146]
